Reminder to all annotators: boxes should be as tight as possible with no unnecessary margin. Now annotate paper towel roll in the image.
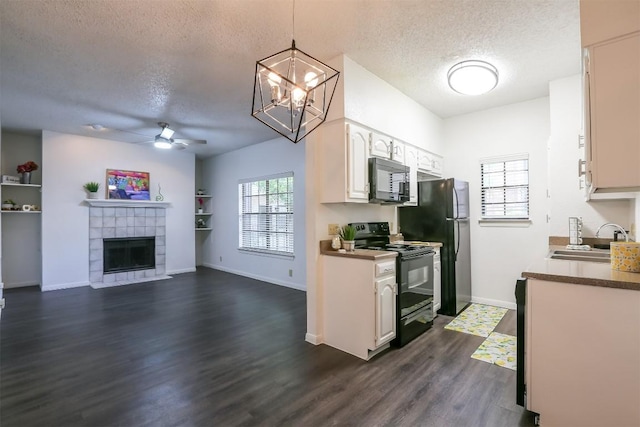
[610,242,640,272]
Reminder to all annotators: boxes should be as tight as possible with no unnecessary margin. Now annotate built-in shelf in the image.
[84,199,171,208]
[195,212,212,216]
[195,228,212,231]
[1,210,41,214]
[1,183,41,188]
[195,194,212,198]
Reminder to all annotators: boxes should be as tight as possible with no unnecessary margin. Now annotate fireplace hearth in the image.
[103,237,155,273]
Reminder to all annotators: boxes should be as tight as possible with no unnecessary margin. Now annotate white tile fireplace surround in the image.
[86,200,171,288]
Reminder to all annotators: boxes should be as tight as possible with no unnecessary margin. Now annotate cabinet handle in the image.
[578,159,586,177]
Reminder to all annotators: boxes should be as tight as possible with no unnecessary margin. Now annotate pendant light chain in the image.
[292,0,296,42]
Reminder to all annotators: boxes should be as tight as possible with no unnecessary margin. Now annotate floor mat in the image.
[444,303,508,337]
[471,332,517,371]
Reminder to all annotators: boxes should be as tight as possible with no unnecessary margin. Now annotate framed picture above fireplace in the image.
[106,169,150,200]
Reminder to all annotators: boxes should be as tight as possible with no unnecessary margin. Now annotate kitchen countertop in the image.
[522,246,640,291]
[319,240,397,261]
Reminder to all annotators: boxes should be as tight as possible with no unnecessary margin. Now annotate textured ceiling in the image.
[0,0,581,158]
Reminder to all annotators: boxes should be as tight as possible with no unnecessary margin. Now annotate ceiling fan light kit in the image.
[158,123,175,140]
[154,136,172,149]
[447,60,499,96]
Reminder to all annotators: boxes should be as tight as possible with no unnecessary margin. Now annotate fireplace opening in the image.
[104,237,155,274]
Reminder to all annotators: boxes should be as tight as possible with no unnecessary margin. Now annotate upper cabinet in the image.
[581,0,640,194]
[319,119,443,204]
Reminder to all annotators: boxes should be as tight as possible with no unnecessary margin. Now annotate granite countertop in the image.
[522,246,640,291]
[319,240,397,261]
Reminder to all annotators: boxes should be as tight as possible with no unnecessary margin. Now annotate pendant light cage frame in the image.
[252,40,340,143]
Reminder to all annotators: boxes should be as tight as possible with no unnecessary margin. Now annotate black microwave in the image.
[369,157,410,204]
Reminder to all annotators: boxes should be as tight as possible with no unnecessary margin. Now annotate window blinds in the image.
[238,173,294,255]
[480,156,529,219]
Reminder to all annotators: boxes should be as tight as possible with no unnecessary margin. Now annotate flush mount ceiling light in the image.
[447,60,499,95]
[251,0,340,143]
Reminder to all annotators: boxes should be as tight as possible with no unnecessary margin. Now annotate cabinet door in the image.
[375,275,396,347]
[404,145,419,205]
[347,124,370,200]
[431,154,444,177]
[391,140,405,163]
[418,149,433,173]
[370,132,392,159]
[589,33,640,190]
[433,249,441,314]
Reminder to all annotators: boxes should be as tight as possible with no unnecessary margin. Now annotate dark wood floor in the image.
[1,268,535,427]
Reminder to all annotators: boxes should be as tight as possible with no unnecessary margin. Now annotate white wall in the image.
[41,131,195,290]
[443,98,551,308]
[200,136,306,291]
[548,75,632,238]
[305,55,445,342]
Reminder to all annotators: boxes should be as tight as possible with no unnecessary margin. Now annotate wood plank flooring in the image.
[1,268,536,426]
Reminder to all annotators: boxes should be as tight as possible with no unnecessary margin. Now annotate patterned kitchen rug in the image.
[444,303,508,337]
[471,332,517,371]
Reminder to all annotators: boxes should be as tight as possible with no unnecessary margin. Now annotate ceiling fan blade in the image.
[173,138,207,145]
[171,143,187,150]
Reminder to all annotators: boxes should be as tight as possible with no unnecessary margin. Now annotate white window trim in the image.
[479,153,530,221]
[238,172,294,256]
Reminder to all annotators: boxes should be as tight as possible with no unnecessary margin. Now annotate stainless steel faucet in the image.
[595,223,629,242]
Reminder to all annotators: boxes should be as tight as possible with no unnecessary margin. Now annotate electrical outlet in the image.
[288,269,293,277]
[328,223,340,235]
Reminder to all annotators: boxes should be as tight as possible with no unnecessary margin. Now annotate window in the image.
[238,172,294,256]
[480,155,529,219]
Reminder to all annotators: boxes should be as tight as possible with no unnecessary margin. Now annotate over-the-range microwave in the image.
[369,157,410,204]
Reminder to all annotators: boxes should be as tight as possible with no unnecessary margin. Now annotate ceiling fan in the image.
[147,122,207,150]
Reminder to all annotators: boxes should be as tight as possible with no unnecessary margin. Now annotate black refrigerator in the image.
[398,178,472,316]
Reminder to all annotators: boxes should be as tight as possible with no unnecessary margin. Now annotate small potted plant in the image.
[339,224,357,252]
[196,218,207,228]
[2,199,16,210]
[17,161,38,184]
[84,182,101,199]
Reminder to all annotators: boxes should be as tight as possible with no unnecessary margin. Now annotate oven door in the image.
[398,252,434,318]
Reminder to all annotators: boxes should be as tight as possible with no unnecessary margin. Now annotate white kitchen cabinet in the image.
[525,278,640,426]
[375,275,396,346]
[431,153,443,177]
[370,132,393,159]
[433,247,441,315]
[322,255,397,360]
[417,149,433,173]
[319,120,370,203]
[584,32,640,193]
[403,144,419,205]
[391,139,405,163]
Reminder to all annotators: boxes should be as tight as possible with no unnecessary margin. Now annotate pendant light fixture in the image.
[251,0,340,143]
[447,60,499,95]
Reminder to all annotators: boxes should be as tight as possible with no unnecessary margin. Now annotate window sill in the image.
[478,219,532,228]
[238,248,295,260]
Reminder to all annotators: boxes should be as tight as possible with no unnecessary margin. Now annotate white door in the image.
[370,132,392,159]
[347,124,370,200]
[375,275,397,347]
[433,248,441,315]
[404,145,418,205]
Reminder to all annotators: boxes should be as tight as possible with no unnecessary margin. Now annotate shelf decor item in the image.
[17,161,38,184]
[198,197,204,214]
[196,218,207,228]
[196,189,206,196]
[83,182,100,199]
[2,199,16,210]
[339,224,357,252]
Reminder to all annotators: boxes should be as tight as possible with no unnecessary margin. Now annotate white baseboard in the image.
[91,275,172,289]
[305,332,323,345]
[471,296,516,310]
[166,267,197,275]
[41,281,91,292]
[201,263,306,292]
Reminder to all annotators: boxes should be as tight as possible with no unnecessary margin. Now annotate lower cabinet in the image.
[322,255,397,360]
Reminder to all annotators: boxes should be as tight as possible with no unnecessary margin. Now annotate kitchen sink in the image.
[548,249,611,263]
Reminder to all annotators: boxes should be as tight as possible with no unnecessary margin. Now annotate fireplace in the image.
[103,237,156,273]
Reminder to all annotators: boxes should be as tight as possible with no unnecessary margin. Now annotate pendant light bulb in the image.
[304,71,318,88]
